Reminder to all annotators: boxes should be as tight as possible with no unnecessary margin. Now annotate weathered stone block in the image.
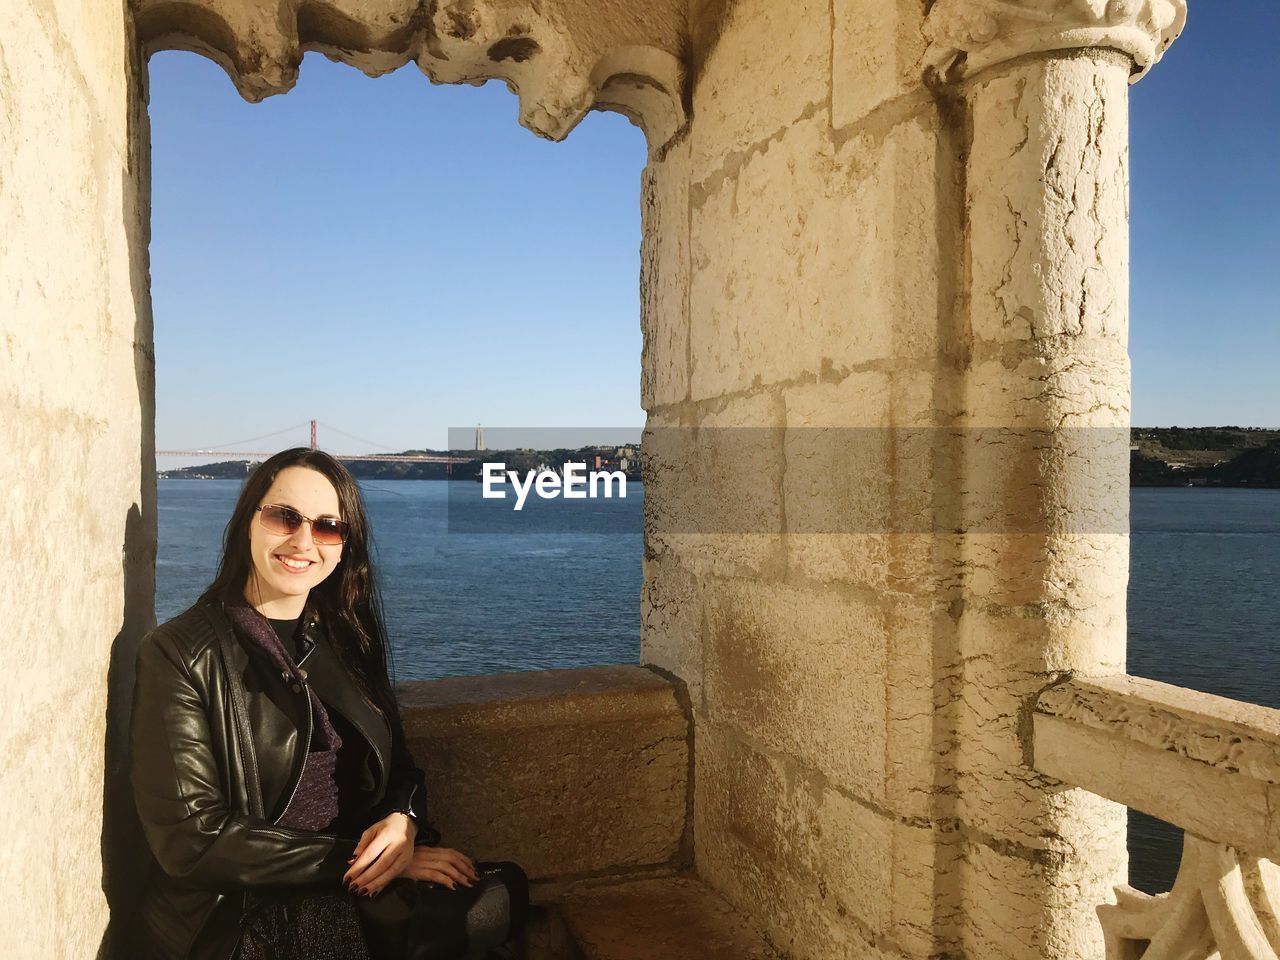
[832,0,928,130]
[399,666,689,879]
[781,375,939,580]
[644,395,785,580]
[640,552,704,708]
[694,722,890,938]
[888,819,955,957]
[689,112,939,401]
[689,0,830,184]
[703,580,887,801]
[958,583,1127,676]
[49,0,132,119]
[694,720,941,958]
[960,832,1122,960]
[964,346,1132,424]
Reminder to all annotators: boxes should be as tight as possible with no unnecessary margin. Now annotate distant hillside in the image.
[158,430,1280,488]
[159,460,254,480]
[160,454,471,481]
[1131,427,1280,487]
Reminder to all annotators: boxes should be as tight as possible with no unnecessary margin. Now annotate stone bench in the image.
[398,666,779,958]
[560,875,781,960]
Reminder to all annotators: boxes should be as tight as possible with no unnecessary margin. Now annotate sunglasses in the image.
[255,504,350,545]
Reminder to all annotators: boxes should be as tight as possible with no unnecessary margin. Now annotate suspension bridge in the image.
[156,420,483,465]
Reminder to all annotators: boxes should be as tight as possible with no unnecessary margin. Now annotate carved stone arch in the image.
[131,0,689,155]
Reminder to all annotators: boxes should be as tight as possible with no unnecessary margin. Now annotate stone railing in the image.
[1035,675,1280,959]
[396,664,691,895]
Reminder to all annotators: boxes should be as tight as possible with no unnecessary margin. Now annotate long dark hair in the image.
[198,448,399,719]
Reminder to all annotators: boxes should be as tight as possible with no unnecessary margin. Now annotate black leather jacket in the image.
[129,600,440,960]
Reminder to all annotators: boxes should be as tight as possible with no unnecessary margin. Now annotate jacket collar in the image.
[208,599,392,795]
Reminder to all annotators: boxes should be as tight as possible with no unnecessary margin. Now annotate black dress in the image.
[235,863,529,960]
[231,616,528,960]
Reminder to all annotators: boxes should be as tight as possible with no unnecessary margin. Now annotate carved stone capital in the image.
[924,0,1187,83]
[132,0,687,154]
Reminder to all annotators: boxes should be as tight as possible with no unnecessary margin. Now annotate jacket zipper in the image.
[287,625,396,813]
[333,690,391,791]
[304,631,394,784]
[272,675,314,826]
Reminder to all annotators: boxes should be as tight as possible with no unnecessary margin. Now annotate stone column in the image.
[924,2,1184,957]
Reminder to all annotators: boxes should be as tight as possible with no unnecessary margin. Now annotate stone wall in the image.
[638,2,1179,958]
[641,5,955,956]
[0,1,154,957]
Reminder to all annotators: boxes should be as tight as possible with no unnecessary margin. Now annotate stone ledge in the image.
[398,665,691,881]
[1034,675,1280,860]
[397,664,686,735]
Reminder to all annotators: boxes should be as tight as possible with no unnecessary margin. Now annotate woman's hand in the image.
[342,813,418,896]
[399,844,480,890]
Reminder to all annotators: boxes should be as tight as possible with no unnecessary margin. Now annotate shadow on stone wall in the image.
[99,12,158,950]
[98,504,154,960]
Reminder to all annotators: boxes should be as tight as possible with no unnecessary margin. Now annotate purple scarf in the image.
[227,604,341,831]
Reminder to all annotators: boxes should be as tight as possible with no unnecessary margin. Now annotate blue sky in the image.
[149,4,1277,460]
[149,57,649,457]
[1129,2,1279,428]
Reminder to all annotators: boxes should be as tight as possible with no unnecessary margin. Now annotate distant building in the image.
[585,446,640,478]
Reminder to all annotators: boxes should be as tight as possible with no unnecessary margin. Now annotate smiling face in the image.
[243,465,345,618]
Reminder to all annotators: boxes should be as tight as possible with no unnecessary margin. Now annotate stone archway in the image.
[132,0,688,151]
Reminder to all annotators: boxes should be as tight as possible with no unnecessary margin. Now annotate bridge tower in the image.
[310,419,318,450]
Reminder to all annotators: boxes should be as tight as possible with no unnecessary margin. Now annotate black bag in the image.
[357,862,528,960]
[238,888,370,960]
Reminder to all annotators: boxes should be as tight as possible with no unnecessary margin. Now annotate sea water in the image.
[155,480,1280,893]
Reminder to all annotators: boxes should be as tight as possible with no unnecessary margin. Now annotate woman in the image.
[129,448,529,960]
